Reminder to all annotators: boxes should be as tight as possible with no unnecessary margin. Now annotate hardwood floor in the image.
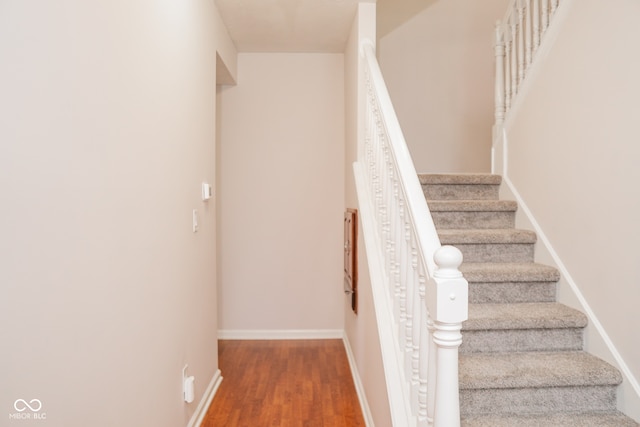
[202,339,366,427]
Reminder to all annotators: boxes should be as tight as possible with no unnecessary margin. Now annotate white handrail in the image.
[354,41,468,427]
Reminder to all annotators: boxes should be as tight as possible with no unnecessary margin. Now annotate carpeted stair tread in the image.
[418,173,502,185]
[421,174,501,200]
[464,302,588,331]
[460,262,560,282]
[438,228,537,244]
[463,263,559,303]
[429,200,517,229]
[427,199,517,212]
[461,411,640,427]
[459,351,622,390]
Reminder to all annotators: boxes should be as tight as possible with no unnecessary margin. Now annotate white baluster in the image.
[427,246,468,427]
[426,316,436,426]
[517,0,525,85]
[510,13,518,97]
[524,0,532,68]
[410,239,421,405]
[550,0,558,16]
[541,0,549,32]
[532,0,540,51]
[403,218,415,379]
[382,146,395,308]
[494,22,505,125]
[417,272,428,426]
[505,28,512,111]
[394,187,407,351]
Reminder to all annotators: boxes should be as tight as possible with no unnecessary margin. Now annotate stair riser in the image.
[469,282,556,304]
[422,184,500,201]
[460,385,618,416]
[460,328,584,353]
[432,211,515,229]
[450,243,535,263]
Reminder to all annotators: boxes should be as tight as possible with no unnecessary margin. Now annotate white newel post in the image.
[427,246,468,427]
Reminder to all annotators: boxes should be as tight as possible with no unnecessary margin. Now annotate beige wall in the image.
[344,3,393,426]
[0,1,236,426]
[378,0,510,173]
[217,53,345,334]
[502,0,640,419]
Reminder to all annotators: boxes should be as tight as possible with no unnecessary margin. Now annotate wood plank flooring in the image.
[202,339,366,427]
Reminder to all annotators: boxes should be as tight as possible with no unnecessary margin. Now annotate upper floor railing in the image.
[353,41,468,427]
[494,0,562,126]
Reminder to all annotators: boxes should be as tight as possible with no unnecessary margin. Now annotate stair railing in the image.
[353,41,468,427]
[494,0,562,126]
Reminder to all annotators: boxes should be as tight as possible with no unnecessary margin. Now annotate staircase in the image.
[420,173,639,427]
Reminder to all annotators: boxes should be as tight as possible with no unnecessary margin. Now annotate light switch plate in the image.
[192,209,198,232]
[201,182,212,201]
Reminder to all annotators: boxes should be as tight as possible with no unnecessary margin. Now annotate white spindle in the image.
[532,0,541,50]
[494,22,505,125]
[517,0,525,85]
[403,218,415,374]
[541,0,549,32]
[510,13,518,97]
[411,241,421,399]
[426,316,436,426]
[417,272,428,426]
[505,31,512,111]
[525,0,532,68]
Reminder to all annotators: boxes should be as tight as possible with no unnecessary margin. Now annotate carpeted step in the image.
[461,262,559,303]
[419,173,501,201]
[461,411,640,427]
[438,229,537,263]
[459,351,623,416]
[461,303,587,353]
[427,200,517,229]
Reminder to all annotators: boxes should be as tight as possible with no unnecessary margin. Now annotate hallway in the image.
[203,340,366,426]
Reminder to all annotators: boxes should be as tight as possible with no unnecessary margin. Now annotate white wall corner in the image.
[186,369,223,427]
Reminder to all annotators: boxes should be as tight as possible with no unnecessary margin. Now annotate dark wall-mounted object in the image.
[344,209,358,314]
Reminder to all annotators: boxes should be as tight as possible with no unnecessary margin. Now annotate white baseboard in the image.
[342,332,375,427]
[186,369,223,427]
[217,329,343,340]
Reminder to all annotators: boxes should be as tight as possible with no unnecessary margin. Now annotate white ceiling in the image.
[215,0,364,53]
[214,0,438,53]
